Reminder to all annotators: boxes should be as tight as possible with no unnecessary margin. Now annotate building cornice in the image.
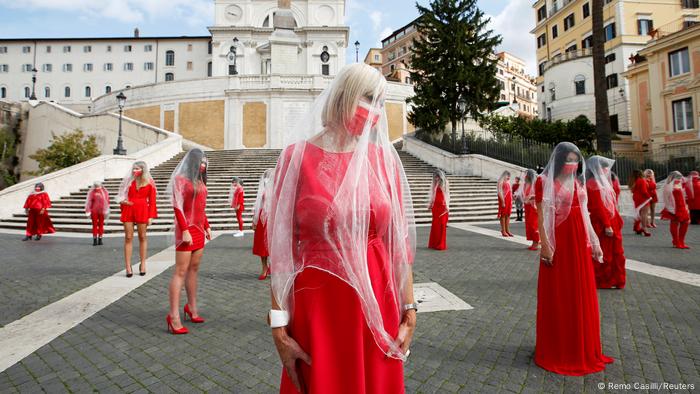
[0,36,211,43]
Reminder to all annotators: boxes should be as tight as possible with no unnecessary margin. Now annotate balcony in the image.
[651,18,700,40]
[548,0,575,18]
[543,48,592,72]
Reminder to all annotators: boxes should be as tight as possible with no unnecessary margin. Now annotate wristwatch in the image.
[403,303,418,312]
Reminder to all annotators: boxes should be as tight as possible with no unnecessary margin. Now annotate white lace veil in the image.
[663,171,685,215]
[85,181,110,216]
[267,64,416,361]
[428,169,450,209]
[117,161,155,203]
[497,171,511,201]
[252,169,274,225]
[165,149,208,247]
[585,156,617,219]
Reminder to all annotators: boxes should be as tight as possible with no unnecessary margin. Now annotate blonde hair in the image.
[322,63,387,130]
[133,161,153,187]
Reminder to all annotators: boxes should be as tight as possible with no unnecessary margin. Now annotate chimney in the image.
[134,28,140,38]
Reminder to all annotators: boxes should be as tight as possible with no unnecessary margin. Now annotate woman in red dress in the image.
[23,182,55,241]
[85,181,110,246]
[118,161,158,277]
[497,171,513,237]
[521,169,539,251]
[428,169,449,250]
[611,172,621,202]
[630,170,652,236]
[252,169,273,279]
[166,149,212,335]
[267,64,417,393]
[229,177,245,237]
[586,156,626,289]
[644,169,659,228]
[535,142,613,376]
[661,171,691,249]
[686,171,700,224]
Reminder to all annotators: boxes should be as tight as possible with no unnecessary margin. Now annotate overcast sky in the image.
[0,0,537,75]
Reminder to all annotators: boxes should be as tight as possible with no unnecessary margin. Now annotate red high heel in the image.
[258,267,270,280]
[166,315,188,334]
[507,232,514,237]
[642,231,651,237]
[184,304,205,323]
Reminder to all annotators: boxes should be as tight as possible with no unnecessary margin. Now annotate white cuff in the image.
[269,310,289,328]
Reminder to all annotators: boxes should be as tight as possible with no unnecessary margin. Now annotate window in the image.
[610,115,619,133]
[682,0,699,8]
[144,44,153,52]
[683,19,698,28]
[1,87,6,98]
[605,53,616,63]
[165,73,174,81]
[669,48,690,77]
[208,41,212,55]
[64,86,70,97]
[574,75,586,95]
[583,3,590,18]
[673,98,694,131]
[552,25,558,39]
[44,87,50,98]
[566,44,577,53]
[207,62,212,77]
[144,62,154,71]
[63,63,73,72]
[187,61,193,71]
[0,65,8,72]
[165,50,175,66]
[85,86,91,97]
[124,45,132,52]
[83,45,92,53]
[604,23,616,41]
[187,44,193,52]
[538,62,546,76]
[105,86,112,94]
[83,63,93,72]
[638,19,653,36]
[24,87,30,98]
[124,63,134,71]
[405,77,412,84]
[42,64,52,72]
[564,14,575,31]
[582,36,593,49]
[537,34,547,48]
[537,6,546,22]
[606,73,618,89]
[107,45,112,52]
[22,46,31,53]
[229,65,236,75]
[374,54,380,62]
[22,64,32,72]
[0,46,6,54]
[63,45,71,53]
[104,63,113,72]
[45,46,51,53]
[501,94,506,100]
[322,64,330,75]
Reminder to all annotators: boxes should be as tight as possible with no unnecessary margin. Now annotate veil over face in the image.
[429,169,450,209]
[586,156,617,219]
[520,169,537,202]
[687,171,699,199]
[267,63,416,361]
[117,161,155,203]
[165,149,208,247]
[539,142,601,259]
[252,169,274,225]
[663,171,685,215]
[497,171,511,200]
[85,182,110,216]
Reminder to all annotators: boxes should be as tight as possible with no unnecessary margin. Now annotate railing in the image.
[611,146,700,184]
[548,0,575,18]
[543,48,592,71]
[652,18,700,40]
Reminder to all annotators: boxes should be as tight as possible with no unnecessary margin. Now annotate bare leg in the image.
[650,202,656,226]
[123,223,134,274]
[184,249,205,317]
[137,223,148,272]
[169,250,193,329]
[260,256,269,275]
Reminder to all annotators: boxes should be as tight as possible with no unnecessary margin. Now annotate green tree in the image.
[408,0,502,151]
[29,129,100,176]
[0,126,20,188]
[480,114,597,152]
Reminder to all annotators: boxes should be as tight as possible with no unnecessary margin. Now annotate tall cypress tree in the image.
[408,0,502,150]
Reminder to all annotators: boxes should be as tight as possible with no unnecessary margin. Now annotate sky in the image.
[0,0,537,75]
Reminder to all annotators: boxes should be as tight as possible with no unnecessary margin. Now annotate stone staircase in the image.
[0,149,500,233]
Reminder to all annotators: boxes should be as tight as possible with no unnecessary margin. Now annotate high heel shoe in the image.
[184,304,205,323]
[258,267,270,280]
[642,231,651,237]
[507,232,514,237]
[126,265,133,278]
[166,315,188,334]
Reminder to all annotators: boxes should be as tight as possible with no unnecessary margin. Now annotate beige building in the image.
[363,48,383,72]
[624,21,700,152]
[531,0,699,141]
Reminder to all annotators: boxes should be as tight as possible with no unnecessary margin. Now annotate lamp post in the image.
[458,98,469,154]
[354,40,360,63]
[30,67,37,100]
[113,92,127,155]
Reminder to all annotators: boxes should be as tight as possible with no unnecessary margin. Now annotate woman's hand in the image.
[604,227,614,237]
[396,309,417,356]
[182,230,192,244]
[40,209,46,215]
[205,228,212,241]
[272,328,311,392]
[121,200,133,206]
[592,245,604,263]
[540,242,554,266]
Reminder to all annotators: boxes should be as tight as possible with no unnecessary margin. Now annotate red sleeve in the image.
[204,214,210,230]
[586,180,612,227]
[238,189,245,207]
[149,184,158,219]
[512,184,519,194]
[535,177,543,203]
[41,193,52,209]
[23,195,32,209]
[174,207,188,229]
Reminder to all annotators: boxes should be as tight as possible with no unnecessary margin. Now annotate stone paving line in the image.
[451,223,700,288]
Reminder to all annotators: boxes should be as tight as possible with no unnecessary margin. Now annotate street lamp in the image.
[30,67,37,100]
[354,40,360,63]
[113,92,127,155]
[458,98,469,154]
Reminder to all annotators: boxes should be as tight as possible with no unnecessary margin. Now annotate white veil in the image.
[521,169,537,203]
[116,161,155,203]
[687,171,698,200]
[663,171,685,215]
[539,142,602,262]
[252,169,274,225]
[428,169,450,209]
[85,182,110,216]
[165,149,208,247]
[585,156,617,219]
[267,64,416,361]
[497,171,511,201]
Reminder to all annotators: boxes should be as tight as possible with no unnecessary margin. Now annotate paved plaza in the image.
[0,222,698,393]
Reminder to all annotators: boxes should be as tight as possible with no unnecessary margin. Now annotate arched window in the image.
[0,87,6,98]
[85,86,91,97]
[105,85,112,94]
[207,62,212,77]
[165,73,174,81]
[574,75,586,95]
[24,87,30,98]
[64,86,71,97]
[44,86,50,98]
[165,50,175,66]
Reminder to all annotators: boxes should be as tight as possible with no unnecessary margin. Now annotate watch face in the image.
[227,52,236,63]
[225,5,243,23]
[320,51,329,63]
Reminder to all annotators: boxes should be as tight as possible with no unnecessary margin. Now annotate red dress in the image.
[24,192,55,236]
[120,181,158,224]
[660,189,690,223]
[524,188,539,242]
[687,178,700,210]
[231,186,245,231]
[497,182,512,218]
[279,143,405,393]
[646,179,658,204]
[428,187,448,250]
[86,189,109,237]
[253,217,269,257]
[612,178,621,202]
[586,179,626,289]
[173,177,210,252]
[632,178,651,209]
[534,177,614,375]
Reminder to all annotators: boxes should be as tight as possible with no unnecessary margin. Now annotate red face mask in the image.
[561,162,578,176]
[199,163,207,174]
[345,101,381,136]
[133,168,143,177]
[35,187,41,192]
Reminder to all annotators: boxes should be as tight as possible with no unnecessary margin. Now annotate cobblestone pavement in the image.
[0,233,171,327]
[475,218,700,275]
[0,227,698,393]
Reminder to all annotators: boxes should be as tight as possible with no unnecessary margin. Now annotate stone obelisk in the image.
[270,0,302,74]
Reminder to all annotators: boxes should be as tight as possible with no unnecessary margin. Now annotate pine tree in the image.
[408,0,502,151]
